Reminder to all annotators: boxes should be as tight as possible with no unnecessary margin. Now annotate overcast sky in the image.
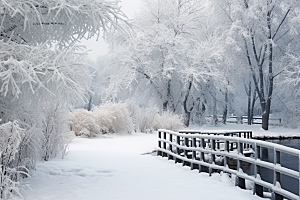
[81,0,141,61]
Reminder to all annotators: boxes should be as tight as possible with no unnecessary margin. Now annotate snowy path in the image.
[22,133,262,200]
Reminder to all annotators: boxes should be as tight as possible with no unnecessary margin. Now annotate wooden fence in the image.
[208,115,282,125]
[227,116,282,125]
[157,129,300,200]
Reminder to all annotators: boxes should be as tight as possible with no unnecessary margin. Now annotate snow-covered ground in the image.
[21,132,262,200]
[21,124,300,200]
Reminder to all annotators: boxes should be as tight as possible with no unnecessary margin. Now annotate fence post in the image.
[163,131,167,157]
[211,139,216,163]
[272,149,283,200]
[199,137,205,173]
[168,133,173,160]
[209,139,216,176]
[183,135,189,166]
[191,137,197,170]
[253,144,263,197]
[157,131,162,156]
[236,140,245,189]
[202,137,206,148]
[243,132,247,149]
[175,135,181,164]
[246,132,250,148]
[224,140,229,168]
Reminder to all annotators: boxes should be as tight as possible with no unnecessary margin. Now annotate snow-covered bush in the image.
[69,109,100,137]
[152,111,183,131]
[93,102,134,134]
[16,125,44,170]
[0,121,28,199]
[127,103,182,132]
[42,102,74,160]
[126,101,158,132]
[135,107,158,133]
[69,103,183,135]
[69,102,134,136]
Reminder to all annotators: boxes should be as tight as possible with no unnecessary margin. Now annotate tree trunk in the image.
[200,102,206,125]
[212,97,218,126]
[250,89,257,124]
[184,112,191,127]
[262,110,269,130]
[183,75,194,127]
[222,87,228,124]
[87,95,92,111]
[163,101,168,111]
[262,1,274,131]
[163,79,173,111]
[247,82,251,125]
[195,97,206,126]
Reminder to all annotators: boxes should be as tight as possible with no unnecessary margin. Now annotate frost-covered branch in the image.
[0,40,93,101]
[0,0,129,46]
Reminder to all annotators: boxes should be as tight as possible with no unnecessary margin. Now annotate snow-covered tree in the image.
[0,0,128,198]
[100,0,226,127]
[217,0,300,130]
[0,0,127,46]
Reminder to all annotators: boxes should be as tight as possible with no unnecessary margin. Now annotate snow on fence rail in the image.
[208,115,282,125]
[157,129,300,200]
[227,116,281,125]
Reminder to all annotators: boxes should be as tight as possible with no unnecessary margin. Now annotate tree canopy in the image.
[0,0,128,46]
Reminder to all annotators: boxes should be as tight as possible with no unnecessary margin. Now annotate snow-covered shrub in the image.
[69,102,134,136]
[152,111,183,131]
[125,101,140,132]
[126,101,158,133]
[0,95,43,169]
[15,125,44,169]
[93,102,134,134]
[136,108,158,133]
[42,102,74,160]
[70,103,183,135]
[69,109,100,137]
[92,105,115,133]
[0,121,28,199]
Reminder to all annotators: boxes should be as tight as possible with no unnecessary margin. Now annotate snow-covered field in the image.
[21,124,300,200]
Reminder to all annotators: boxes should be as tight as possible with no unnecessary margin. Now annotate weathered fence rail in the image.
[157,129,300,200]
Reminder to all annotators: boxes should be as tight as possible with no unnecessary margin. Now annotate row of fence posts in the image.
[157,130,298,200]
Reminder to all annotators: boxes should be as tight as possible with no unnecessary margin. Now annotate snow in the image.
[21,131,263,200]
[187,123,300,138]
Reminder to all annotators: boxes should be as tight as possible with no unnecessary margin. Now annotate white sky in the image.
[81,0,141,61]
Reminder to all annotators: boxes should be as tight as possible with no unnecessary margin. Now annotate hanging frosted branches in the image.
[0,40,93,100]
[0,1,130,199]
[0,0,128,46]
